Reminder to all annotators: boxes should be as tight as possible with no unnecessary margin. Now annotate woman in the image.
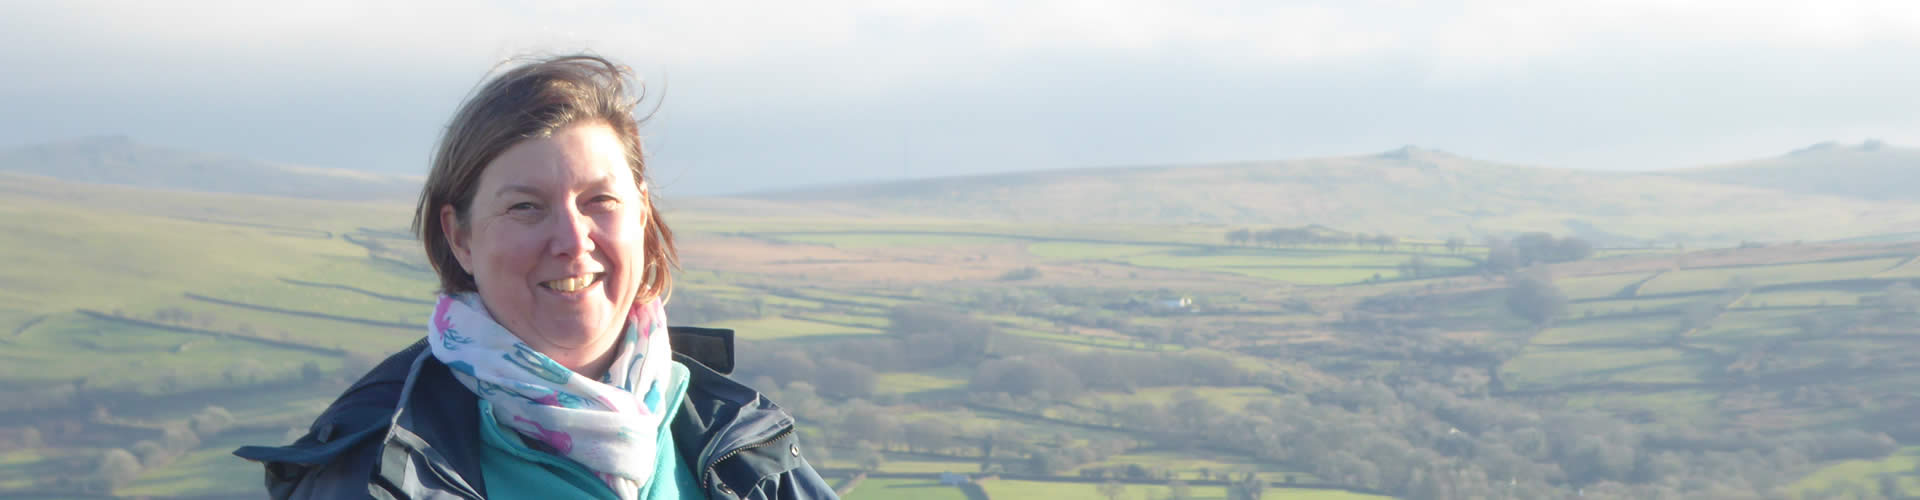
[235,54,836,499]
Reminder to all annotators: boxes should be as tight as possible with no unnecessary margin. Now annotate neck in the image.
[539,336,622,382]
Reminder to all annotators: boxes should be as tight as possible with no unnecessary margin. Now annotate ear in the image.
[440,204,474,274]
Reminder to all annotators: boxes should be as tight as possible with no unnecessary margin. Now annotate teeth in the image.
[543,274,597,293]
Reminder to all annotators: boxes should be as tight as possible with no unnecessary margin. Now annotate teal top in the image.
[476,361,700,499]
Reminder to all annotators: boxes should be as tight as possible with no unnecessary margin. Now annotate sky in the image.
[3,0,1920,196]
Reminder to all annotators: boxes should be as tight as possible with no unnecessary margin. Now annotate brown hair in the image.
[411,54,676,302]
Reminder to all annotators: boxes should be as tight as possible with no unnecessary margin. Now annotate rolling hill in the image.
[1658,139,1920,201]
[733,145,1920,246]
[0,135,421,201]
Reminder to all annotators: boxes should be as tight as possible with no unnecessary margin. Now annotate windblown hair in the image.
[411,54,676,302]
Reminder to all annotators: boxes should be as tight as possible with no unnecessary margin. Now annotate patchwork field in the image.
[4,174,1919,499]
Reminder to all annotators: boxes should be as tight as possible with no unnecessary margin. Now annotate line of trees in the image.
[1486,233,1595,273]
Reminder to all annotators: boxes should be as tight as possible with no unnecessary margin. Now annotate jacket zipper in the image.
[701,425,795,490]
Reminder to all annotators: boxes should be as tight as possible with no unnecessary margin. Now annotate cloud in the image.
[3,1,1919,194]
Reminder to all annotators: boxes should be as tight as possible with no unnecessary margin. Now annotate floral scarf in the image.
[428,292,680,499]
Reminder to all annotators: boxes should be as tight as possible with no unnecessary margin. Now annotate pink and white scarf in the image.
[427,293,682,499]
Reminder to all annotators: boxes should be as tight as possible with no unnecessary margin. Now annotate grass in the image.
[1000,326,1176,352]
[705,316,885,341]
[1787,446,1920,499]
[167,295,422,353]
[1568,296,1704,318]
[978,479,1387,500]
[1637,258,1904,296]
[1076,386,1279,413]
[1027,242,1176,260]
[118,429,286,497]
[1200,267,1391,285]
[1739,289,1868,308]
[1559,273,1658,300]
[1532,317,1681,345]
[765,232,1023,249]
[1690,310,1809,345]
[202,279,430,325]
[799,312,891,328]
[844,477,970,500]
[0,200,369,326]
[1563,389,1722,424]
[0,449,45,490]
[1067,449,1321,483]
[875,372,970,395]
[1500,346,1704,391]
[2,313,336,395]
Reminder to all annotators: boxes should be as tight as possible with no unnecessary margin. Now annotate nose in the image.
[550,205,595,257]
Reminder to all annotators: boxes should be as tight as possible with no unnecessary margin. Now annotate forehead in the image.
[478,122,636,191]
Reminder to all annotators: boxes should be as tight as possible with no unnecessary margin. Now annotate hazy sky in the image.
[5,1,1920,195]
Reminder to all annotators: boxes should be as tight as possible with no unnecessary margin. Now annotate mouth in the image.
[539,273,604,294]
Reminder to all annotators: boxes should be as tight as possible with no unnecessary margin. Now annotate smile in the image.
[540,273,603,293]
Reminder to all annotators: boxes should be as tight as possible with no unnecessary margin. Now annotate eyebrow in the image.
[492,174,619,198]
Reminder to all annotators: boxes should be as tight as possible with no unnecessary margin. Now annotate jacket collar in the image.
[670,349,800,492]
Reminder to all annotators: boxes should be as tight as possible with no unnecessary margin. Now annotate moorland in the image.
[0,137,1917,499]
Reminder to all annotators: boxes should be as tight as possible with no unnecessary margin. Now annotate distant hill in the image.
[1658,139,1920,201]
[0,136,422,201]
[732,146,1920,246]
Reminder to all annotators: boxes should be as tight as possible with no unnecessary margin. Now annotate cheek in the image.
[473,226,544,279]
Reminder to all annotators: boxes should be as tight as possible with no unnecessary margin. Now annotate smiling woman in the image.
[232,54,836,499]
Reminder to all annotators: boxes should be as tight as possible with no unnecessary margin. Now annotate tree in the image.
[95,448,141,489]
[1097,480,1125,500]
[131,440,167,466]
[1505,273,1568,326]
[1513,232,1558,266]
[903,418,954,454]
[1229,472,1267,500]
[19,427,41,449]
[301,360,326,382]
[1399,255,1430,279]
[1554,237,1595,262]
[1445,236,1466,254]
[1484,237,1518,274]
[1227,228,1252,246]
[814,359,876,398]
[191,406,234,437]
[1167,479,1193,500]
[852,441,885,472]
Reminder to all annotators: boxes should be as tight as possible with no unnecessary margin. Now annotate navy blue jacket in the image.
[233,327,837,499]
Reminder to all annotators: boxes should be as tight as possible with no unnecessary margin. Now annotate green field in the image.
[1739,289,1868,308]
[1638,258,1904,296]
[117,429,286,497]
[767,232,1025,249]
[1690,310,1809,345]
[4,171,1919,499]
[2,314,337,395]
[875,371,970,395]
[843,478,970,500]
[1531,316,1681,345]
[706,316,885,341]
[977,479,1387,500]
[1559,272,1659,300]
[1501,346,1705,390]
[1077,386,1279,413]
[1787,446,1920,499]
[1027,242,1178,260]
[1567,295,1702,318]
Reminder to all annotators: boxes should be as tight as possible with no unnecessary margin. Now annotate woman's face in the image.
[442,121,645,375]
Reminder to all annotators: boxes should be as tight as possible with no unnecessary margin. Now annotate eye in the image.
[507,202,538,213]
[584,195,621,212]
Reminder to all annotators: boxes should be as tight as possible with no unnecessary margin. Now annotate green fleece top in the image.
[476,361,700,499]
